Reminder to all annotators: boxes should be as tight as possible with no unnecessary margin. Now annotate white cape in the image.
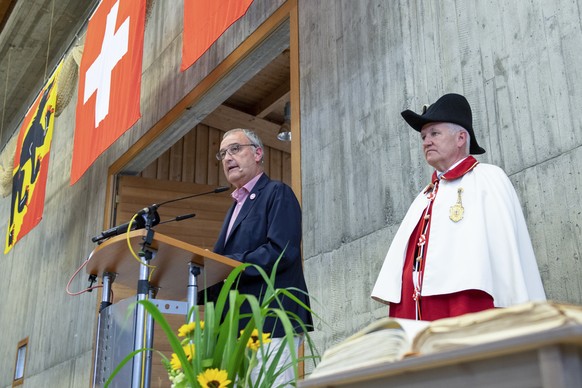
[371,163,546,307]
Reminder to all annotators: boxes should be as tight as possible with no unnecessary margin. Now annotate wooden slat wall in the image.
[139,123,291,187]
[116,176,233,249]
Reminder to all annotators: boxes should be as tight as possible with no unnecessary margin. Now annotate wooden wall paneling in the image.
[208,128,222,185]
[195,124,210,184]
[169,138,184,181]
[262,146,270,177]
[202,105,291,154]
[138,125,291,189]
[140,123,292,186]
[118,177,230,206]
[116,176,233,249]
[269,148,282,181]
[118,185,187,207]
[156,148,171,180]
[141,160,158,179]
[182,129,196,182]
[282,150,291,185]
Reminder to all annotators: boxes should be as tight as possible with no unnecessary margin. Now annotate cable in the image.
[65,250,102,296]
[126,213,157,282]
[68,212,159,296]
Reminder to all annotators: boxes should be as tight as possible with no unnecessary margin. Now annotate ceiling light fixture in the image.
[277,102,291,141]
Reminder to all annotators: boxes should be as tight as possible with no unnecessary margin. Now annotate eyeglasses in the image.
[216,143,256,160]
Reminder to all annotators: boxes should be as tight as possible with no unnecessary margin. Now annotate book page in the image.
[393,318,430,341]
[411,301,582,354]
[309,318,429,379]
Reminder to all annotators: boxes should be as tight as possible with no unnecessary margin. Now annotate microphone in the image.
[176,213,196,221]
[91,214,148,243]
[91,186,229,243]
[157,213,196,225]
[153,186,230,208]
[136,204,159,217]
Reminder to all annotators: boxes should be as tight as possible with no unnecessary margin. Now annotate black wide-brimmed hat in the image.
[401,93,486,154]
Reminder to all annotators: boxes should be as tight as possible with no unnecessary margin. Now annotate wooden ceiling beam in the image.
[0,0,17,31]
[252,79,290,118]
[201,104,291,153]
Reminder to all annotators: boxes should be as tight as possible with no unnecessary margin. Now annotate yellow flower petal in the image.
[197,368,232,388]
[178,321,205,337]
[178,322,195,337]
[170,353,181,371]
[183,343,195,360]
[245,329,271,352]
[169,343,195,371]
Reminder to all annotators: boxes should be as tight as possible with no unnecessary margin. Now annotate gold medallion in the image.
[449,187,464,222]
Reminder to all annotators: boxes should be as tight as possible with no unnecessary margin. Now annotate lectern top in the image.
[86,230,241,299]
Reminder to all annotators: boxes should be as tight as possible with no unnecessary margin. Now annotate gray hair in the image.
[447,123,471,155]
[223,128,264,162]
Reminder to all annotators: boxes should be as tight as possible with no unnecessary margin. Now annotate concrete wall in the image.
[2,0,582,385]
[0,0,283,386]
[299,0,582,364]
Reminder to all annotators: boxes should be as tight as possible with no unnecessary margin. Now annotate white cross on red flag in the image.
[71,0,146,185]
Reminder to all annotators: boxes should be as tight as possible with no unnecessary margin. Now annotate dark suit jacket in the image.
[212,173,313,337]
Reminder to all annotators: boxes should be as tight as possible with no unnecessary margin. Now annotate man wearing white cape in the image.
[371,93,546,321]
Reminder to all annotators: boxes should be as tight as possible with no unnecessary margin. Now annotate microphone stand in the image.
[131,210,158,388]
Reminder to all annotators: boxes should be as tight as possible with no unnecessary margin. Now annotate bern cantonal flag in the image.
[182,0,254,71]
[5,62,62,253]
[71,0,146,185]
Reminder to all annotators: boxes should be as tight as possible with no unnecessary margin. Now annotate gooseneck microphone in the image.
[152,186,229,208]
[91,186,230,243]
[157,213,196,225]
[91,217,147,243]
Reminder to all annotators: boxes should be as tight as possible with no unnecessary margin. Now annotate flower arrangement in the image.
[105,259,318,388]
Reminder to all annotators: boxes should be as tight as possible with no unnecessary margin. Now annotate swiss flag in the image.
[71,0,146,185]
[182,0,254,71]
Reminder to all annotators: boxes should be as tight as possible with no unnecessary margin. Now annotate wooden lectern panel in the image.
[86,229,240,300]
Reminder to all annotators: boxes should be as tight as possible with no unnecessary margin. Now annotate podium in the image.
[86,229,240,388]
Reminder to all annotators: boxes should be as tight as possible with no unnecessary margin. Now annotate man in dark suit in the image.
[213,128,313,385]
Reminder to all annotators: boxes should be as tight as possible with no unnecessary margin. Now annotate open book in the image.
[309,301,582,379]
[309,318,429,378]
[411,300,582,354]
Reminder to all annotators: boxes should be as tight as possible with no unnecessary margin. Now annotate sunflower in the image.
[169,353,182,371]
[178,321,205,337]
[197,368,232,388]
[169,343,195,371]
[243,328,271,352]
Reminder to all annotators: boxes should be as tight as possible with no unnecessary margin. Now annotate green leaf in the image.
[109,252,321,387]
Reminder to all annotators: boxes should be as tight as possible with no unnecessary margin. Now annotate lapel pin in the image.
[250,193,256,200]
